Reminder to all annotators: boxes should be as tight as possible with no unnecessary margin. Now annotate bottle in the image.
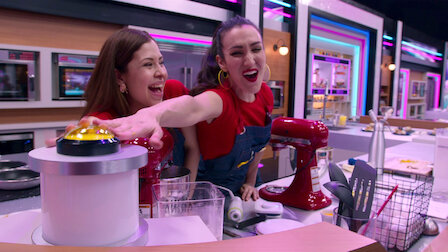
[368,120,385,175]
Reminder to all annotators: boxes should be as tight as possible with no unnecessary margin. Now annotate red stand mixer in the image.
[124,128,174,210]
[259,117,331,210]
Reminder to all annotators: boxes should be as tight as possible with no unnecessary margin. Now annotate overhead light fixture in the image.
[273,39,289,56]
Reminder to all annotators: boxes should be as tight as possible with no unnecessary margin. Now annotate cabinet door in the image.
[161,51,187,85]
[186,54,205,90]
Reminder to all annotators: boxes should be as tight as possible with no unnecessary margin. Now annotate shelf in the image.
[0,100,85,109]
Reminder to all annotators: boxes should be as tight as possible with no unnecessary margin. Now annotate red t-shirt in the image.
[90,79,188,120]
[196,82,273,160]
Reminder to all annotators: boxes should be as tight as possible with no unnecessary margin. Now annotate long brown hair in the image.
[191,16,261,96]
[82,28,154,117]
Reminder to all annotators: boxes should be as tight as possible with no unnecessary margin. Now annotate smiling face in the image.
[216,24,266,102]
[119,40,167,113]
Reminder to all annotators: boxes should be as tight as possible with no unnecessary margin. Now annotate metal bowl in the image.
[0,161,27,170]
[0,168,40,190]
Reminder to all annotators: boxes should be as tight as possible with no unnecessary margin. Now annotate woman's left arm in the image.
[240,150,264,201]
[180,125,200,182]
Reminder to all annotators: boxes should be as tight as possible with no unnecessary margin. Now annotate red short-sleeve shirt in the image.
[196,82,273,160]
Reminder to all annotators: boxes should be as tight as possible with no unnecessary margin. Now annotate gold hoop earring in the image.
[218,69,229,88]
[263,64,271,82]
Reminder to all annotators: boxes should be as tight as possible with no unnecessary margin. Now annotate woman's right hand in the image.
[94,111,165,149]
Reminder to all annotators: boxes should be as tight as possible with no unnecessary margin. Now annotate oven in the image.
[267,80,284,109]
[52,53,97,100]
[0,49,38,101]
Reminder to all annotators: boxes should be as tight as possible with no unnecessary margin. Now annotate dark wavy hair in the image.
[190,16,261,96]
[82,28,154,117]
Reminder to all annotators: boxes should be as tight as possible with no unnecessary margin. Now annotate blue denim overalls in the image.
[197,90,272,194]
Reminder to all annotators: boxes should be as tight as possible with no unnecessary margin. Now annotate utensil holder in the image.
[374,169,433,251]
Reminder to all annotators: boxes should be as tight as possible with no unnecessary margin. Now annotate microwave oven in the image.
[52,53,97,100]
[267,80,284,109]
[0,49,38,101]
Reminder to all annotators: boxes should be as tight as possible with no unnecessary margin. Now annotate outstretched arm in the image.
[95,91,222,147]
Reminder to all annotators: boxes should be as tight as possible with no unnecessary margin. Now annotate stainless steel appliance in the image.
[159,42,207,90]
[0,49,38,101]
[52,53,97,100]
[267,80,284,109]
[0,132,33,163]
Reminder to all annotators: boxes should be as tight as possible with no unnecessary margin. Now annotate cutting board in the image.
[383,156,432,175]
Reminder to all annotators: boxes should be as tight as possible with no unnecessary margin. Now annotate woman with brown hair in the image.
[57,28,200,182]
[96,17,273,201]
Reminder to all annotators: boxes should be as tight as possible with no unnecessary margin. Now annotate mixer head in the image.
[270,117,328,150]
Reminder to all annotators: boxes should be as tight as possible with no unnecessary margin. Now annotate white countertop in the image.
[328,123,436,153]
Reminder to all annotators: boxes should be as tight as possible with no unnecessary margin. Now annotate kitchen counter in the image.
[0,140,443,251]
[328,122,436,153]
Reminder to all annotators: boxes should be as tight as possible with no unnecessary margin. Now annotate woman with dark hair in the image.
[53,28,200,182]
[96,16,273,201]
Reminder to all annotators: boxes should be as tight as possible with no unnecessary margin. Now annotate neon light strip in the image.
[383,35,393,41]
[150,34,212,46]
[400,69,410,118]
[427,73,441,109]
[263,7,292,18]
[224,0,237,3]
[267,0,292,8]
[402,46,442,61]
[311,24,365,116]
[310,34,360,117]
[311,15,370,115]
[402,41,443,56]
[383,41,394,47]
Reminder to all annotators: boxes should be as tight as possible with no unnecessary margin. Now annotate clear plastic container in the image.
[152,181,225,240]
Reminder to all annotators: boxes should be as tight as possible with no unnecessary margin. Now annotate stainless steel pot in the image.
[0,167,40,190]
[0,161,27,170]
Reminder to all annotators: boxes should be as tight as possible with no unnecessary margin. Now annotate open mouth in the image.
[243,69,258,82]
[148,84,163,93]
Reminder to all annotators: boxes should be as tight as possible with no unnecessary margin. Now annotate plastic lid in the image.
[255,219,305,235]
[63,125,115,141]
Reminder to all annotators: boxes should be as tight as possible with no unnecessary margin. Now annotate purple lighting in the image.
[263,7,292,18]
[311,24,366,114]
[400,69,410,118]
[224,0,238,2]
[402,46,442,62]
[383,41,394,47]
[150,34,212,46]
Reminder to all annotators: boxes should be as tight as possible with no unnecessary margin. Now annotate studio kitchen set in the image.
[0,110,444,251]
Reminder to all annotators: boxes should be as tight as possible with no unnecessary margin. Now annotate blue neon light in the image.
[311,14,370,115]
[267,0,292,8]
[383,35,393,41]
[401,41,443,56]
[310,34,360,117]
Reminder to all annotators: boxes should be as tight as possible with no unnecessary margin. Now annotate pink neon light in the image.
[150,34,212,45]
[225,0,237,3]
[383,41,393,47]
[402,46,442,61]
[311,24,366,115]
[401,69,410,118]
[263,7,292,18]
[427,73,441,109]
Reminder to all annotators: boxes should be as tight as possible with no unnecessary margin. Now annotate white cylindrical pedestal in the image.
[29,145,147,246]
